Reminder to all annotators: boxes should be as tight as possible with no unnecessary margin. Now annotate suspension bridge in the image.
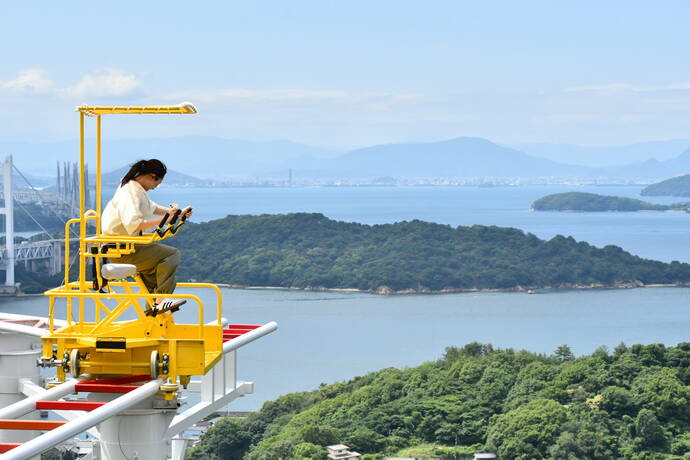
[0,156,65,294]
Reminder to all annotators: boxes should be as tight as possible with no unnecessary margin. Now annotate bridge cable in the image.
[12,163,90,288]
[8,164,80,287]
[12,200,54,239]
[12,164,79,239]
[12,164,82,287]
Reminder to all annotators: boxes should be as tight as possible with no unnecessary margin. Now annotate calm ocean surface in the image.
[2,185,689,410]
[150,184,690,262]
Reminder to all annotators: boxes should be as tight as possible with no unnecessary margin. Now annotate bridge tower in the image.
[1,156,15,293]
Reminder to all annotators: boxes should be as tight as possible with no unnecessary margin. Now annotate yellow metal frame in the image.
[77,103,198,116]
[40,103,226,386]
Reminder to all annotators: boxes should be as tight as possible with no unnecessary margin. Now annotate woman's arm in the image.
[153,204,176,216]
[153,204,193,219]
[135,215,167,232]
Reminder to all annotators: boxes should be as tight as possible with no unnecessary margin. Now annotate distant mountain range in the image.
[6,135,690,182]
[598,148,690,180]
[641,174,690,197]
[99,165,205,186]
[512,139,690,167]
[289,137,590,178]
[1,136,339,179]
[283,138,690,180]
[39,166,205,194]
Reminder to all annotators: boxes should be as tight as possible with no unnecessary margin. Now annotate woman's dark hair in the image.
[121,159,167,186]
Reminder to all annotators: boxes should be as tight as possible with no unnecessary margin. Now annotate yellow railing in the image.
[63,209,187,288]
[45,285,222,339]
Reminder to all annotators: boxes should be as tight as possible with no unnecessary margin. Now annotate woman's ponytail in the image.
[120,159,167,186]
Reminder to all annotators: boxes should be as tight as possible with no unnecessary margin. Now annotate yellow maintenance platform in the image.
[39,103,223,388]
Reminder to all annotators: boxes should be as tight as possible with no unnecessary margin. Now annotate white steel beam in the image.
[2,379,163,460]
[170,436,189,460]
[223,321,278,354]
[165,381,253,438]
[19,380,99,438]
[0,377,88,420]
[0,322,46,338]
[165,321,277,438]
[0,313,67,329]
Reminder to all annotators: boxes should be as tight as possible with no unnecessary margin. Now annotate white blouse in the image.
[102,180,158,235]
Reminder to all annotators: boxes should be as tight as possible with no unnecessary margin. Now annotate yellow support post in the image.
[79,112,86,332]
[96,115,102,234]
[79,111,86,291]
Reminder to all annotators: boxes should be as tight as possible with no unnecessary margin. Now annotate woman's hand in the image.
[181,206,193,219]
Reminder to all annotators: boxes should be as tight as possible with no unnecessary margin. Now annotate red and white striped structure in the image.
[0,313,277,460]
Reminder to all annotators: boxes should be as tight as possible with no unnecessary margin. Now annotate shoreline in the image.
[1,282,685,299]
[215,281,687,296]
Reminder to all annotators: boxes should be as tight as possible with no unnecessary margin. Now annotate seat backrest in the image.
[101,263,137,281]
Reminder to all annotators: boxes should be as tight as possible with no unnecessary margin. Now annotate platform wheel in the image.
[70,348,81,377]
[150,350,160,379]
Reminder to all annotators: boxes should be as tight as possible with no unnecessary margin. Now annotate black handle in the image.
[170,211,189,235]
[168,209,182,226]
[156,212,171,237]
[158,212,170,228]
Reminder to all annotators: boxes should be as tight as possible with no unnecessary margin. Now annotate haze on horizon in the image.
[1,1,689,150]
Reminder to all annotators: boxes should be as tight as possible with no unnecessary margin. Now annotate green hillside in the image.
[169,213,690,293]
[187,342,690,459]
[642,175,690,197]
[531,192,676,212]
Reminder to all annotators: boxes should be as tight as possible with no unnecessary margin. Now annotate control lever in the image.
[155,212,171,237]
[168,209,182,226]
[170,208,190,234]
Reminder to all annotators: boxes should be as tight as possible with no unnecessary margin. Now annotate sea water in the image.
[149,184,690,262]
[2,286,689,410]
[2,184,689,409]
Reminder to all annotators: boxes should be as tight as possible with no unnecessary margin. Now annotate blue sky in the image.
[1,1,689,147]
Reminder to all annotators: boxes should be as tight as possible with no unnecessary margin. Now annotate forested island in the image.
[532,192,688,212]
[167,213,690,294]
[642,175,690,197]
[188,341,690,459]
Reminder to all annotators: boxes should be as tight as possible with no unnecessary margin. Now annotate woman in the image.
[101,159,192,313]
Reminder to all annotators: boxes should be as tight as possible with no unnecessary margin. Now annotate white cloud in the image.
[564,82,690,94]
[1,68,142,100]
[3,69,690,145]
[1,69,55,94]
[66,69,142,99]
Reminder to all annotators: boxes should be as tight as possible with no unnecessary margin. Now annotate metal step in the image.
[1,379,162,460]
[0,420,66,430]
[223,324,261,342]
[35,401,105,412]
[0,443,21,453]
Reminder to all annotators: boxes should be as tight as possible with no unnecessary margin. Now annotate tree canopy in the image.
[531,192,686,212]
[188,342,690,459]
[168,213,690,293]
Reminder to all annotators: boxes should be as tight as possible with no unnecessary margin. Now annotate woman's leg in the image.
[155,245,181,295]
[119,243,181,298]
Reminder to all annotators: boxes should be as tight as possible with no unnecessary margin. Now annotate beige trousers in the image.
[118,243,180,295]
